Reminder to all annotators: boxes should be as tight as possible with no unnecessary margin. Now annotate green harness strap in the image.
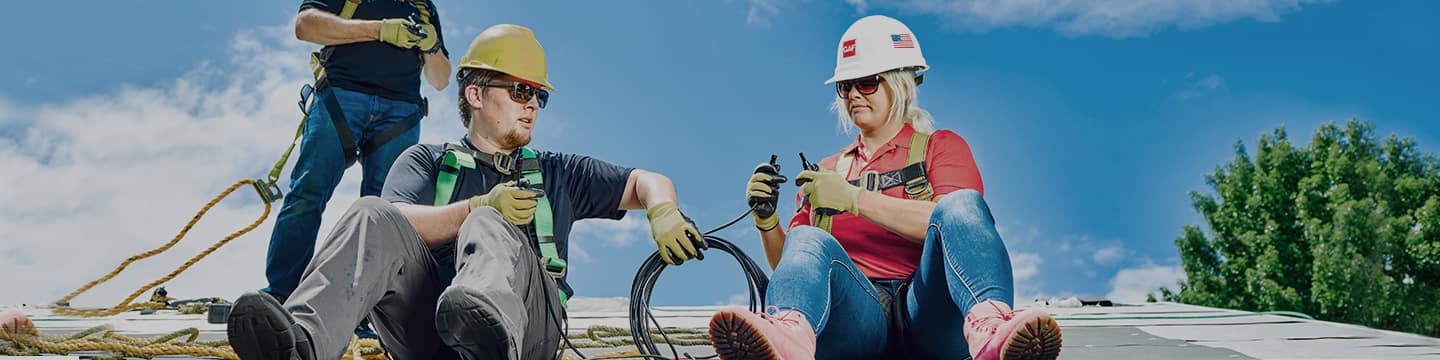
[434,143,569,308]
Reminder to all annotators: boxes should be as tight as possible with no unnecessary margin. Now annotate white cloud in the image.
[1009,251,1041,283]
[746,0,782,27]
[1091,245,1126,265]
[1175,73,1228,100]
[1105,264,1185,304]
[0,22,465,306]
[571,214,650,248]
[846,0,870,14]
[717,291,750,306]
[857,0,1328,38]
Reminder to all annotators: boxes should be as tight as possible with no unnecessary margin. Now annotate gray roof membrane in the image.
[6,300,1440,359]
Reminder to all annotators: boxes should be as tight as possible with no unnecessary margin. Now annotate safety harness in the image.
[259,0,430,200]
[432,142,570,308]
[814,132,934,232]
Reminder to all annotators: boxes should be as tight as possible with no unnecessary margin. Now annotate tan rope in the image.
[54,179,270,317]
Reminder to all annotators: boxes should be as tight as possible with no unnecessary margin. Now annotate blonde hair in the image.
[830,69,934,135]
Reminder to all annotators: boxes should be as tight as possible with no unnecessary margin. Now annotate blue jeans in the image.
[263,86,422,299]
[766,190,1014,359]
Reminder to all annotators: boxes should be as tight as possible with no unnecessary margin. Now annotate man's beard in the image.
[500,130,532,149]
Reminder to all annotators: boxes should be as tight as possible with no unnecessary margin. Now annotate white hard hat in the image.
[826,15,928,84]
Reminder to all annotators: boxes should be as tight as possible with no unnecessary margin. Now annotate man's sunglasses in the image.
[836,75,884,97]
[480,80,549,109]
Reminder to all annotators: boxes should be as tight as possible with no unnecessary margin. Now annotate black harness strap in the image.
[320,91,360,167]
[359,98,428,160]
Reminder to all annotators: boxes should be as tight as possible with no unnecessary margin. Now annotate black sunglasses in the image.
[480,80,549,109]
[836,75,885,97]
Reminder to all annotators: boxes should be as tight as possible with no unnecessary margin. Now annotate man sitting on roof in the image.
[224,24,707,360]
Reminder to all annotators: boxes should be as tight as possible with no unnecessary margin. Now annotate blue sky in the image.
[2,0,1437,308]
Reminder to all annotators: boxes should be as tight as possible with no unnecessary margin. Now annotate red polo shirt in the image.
[790,123,984,280]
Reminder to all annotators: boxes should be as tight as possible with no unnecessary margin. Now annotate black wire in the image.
[629,217,770,359]
[543,208,770,360]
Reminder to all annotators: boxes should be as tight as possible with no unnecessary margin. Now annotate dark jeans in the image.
[263,86,422,299]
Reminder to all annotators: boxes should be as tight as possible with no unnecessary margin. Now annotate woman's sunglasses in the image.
[481,80,550,109]
[836,75,884,97]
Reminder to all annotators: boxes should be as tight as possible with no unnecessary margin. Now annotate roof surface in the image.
[7,298,1440,359]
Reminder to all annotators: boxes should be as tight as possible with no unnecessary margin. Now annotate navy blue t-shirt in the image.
[382,139,634,297]
[300,0,448,103]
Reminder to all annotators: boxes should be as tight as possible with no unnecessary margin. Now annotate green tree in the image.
[1172,119,1440,337]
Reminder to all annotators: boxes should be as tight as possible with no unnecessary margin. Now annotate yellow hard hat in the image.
[457,24,555,90]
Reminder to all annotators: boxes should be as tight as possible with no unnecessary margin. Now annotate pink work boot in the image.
[709,306,817,360]
[964,300,1063,360]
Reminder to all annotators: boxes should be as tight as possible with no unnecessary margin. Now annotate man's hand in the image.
[646,201,706,265]
[469,181,539,225]
[747,162,785,231]
[796,170,861,214]
[378,18,423,49]
[416,23,440,53]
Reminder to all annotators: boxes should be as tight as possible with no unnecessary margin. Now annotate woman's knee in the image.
[931,190,994,228]
[783,226,842,255]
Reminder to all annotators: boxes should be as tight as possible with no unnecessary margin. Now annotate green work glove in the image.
[378,18,423,49]
[416,23,440,53]
[747,162,783,231]
[646,201,706,266]
[469,181,539,225]
[796,170,861,214]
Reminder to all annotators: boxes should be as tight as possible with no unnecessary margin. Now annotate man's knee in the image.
[347,196,401,219]
[932,190,993,228]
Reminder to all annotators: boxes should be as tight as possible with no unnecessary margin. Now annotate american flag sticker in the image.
[891,34,914,48]
[842,39,857,58]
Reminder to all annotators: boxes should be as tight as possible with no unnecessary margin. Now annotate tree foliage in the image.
[1171,118,1440,337]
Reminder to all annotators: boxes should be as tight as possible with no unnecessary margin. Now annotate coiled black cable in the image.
[546,208,771,360]
[628,209,771,359]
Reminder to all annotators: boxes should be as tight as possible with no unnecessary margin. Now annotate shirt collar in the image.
[841,123,918,160]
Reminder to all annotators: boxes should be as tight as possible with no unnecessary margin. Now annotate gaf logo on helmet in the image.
[842,39,857,58]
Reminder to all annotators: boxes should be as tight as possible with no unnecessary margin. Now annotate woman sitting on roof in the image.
[707,15,1063,360]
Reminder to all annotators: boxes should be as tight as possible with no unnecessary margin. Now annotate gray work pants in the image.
[283,196,564,360]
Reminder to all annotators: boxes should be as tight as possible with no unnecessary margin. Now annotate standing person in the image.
[708,15,1063,360]
[263,0,451,306]
[227,24,707,360]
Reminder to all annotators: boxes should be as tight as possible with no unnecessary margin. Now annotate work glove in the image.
[795,170,861,215]
[746,162,785,231]
[646,201,706,266]
[469,181,539,225]
[378,18,423,49]
[416,23,440,53]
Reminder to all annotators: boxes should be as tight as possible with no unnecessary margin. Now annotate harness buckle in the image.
[904,178,933,200]
[252,179,284,204]
[492,153,515,175]
[542,256,568,279]
[861,171,882,192]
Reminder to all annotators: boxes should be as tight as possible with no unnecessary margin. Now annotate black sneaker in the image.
[227,290,316,360]
[435,286,516,360]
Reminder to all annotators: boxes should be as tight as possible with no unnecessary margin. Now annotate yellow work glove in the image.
[646,201,706,266]
[378,18,423,49]
[746,162,784,231]
[469,181,539,225]
[416,23,440,53]
[796,170,861,215]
